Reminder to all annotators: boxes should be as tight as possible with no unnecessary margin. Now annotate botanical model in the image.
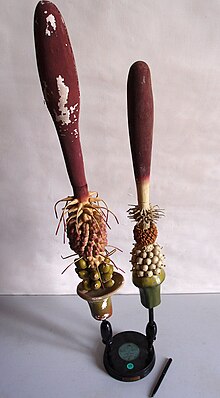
[34,1,123,312]
[127,61,166,308]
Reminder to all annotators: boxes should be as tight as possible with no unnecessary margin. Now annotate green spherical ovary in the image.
[101,272,113,283]
[75,259,87,270]
[77,270,89,279]
[82,279,91,291]
[92,280,102,290]
[89,270,101,281]
[104,279,115,288]
[99,263,113,274]
[99,263,110,274]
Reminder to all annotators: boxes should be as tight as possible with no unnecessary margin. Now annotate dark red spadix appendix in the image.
[127,61,154,187]
[34,1,88,202]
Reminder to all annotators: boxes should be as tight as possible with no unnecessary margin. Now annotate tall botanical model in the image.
[34,1,123,320]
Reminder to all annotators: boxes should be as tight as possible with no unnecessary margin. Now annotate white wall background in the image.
[0,0,220,294]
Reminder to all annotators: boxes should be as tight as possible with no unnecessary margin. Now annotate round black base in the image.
[103,331,155,382]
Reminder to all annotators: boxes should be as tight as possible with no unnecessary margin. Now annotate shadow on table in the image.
[0,296,102,359]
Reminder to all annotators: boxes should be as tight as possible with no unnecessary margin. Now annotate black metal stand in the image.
[101,309,157,382]
[146,308,157,350]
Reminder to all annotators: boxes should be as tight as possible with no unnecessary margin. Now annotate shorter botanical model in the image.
[127,61,166,309]
[34,1,123,319]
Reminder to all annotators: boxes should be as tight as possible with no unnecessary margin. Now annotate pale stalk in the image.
[136,179,150,210]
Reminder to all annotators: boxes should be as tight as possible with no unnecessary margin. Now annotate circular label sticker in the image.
[118,342,140,361]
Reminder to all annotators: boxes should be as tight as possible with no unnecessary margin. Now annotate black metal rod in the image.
[100,320,113,350]
[146,308,157,349]
[149,308,154,324]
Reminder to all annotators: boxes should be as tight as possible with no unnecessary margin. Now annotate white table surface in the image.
[0,294,219,398]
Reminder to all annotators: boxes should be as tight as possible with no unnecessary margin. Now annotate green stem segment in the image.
[133,269,165,309]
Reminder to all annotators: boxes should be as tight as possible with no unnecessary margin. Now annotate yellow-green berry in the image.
[101,272,113,283]
[104,279,115,288]
[77,270,89,279]
[82,280,91,291]
[92,280,101,290]
[99,263,110,274]
[90,270,100,281]
[75,259,87,269]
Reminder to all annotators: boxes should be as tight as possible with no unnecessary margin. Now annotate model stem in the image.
[136,178,150,210]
